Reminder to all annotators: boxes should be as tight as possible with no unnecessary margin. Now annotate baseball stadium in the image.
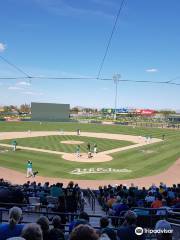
[0,0,180,239]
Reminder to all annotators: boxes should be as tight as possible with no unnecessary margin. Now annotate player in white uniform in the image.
[93,144,97,154]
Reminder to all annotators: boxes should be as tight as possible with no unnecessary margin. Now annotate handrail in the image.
[0,207,124,222]
[86,189,96,212]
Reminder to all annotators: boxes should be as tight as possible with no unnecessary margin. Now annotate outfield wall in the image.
[31,102,70,121]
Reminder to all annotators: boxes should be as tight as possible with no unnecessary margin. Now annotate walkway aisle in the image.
[84,197,106,228]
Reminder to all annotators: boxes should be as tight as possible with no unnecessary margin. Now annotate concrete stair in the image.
[84,197,106,227]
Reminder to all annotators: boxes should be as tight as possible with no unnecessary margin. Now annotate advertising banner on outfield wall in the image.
[116,108,129,113]
[135,109,156,116]
[101,108,129,114]
[102,108,156,116]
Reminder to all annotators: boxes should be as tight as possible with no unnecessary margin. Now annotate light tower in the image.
[113,74,121,120]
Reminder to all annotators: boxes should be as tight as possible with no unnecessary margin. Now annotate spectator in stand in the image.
[56,195,67,226]
[111,196,121,210]
[151,195,163,208]
[49,216,65,240]
[112,197,129,216]
[156,199,171,216]
[29,181,37,193]
[69,224,99,240]
[127,194,136,208]
[36,216,50,240]
[155,220,173,240]
[50,183,62,198]
[0,207,24,240]
[121,186,129,199]
[145,192,155,207]
[117,210,145,240]
[106,194,116,209]
[171,193,180,206]
[36,188,46,205]
[139,187,148,200]
[36,182,42,190]
[103,186,109,201]
[21,223,43,240]
[167,187,176,200]
[159,185,165,195]
[162,191,171,206]
[99,217,117,240]
[43,182,50,193]
[150,184,158,194]
[65,181,78,214]
[69,211,90,233]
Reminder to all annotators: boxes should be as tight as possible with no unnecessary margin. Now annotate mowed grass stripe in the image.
[0,135,133,153]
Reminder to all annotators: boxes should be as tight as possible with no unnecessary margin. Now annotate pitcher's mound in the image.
[62,153,112,162]
[60,140,84,144]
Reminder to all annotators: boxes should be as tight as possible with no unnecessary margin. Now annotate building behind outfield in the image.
[31,102,70,121]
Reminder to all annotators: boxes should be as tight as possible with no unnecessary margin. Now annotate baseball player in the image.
[87,143,92,158]
[77,129,81,135]
[12,140,17,151]
[76,145,80,157]
[26,160,34,178]
[93,143,97,154]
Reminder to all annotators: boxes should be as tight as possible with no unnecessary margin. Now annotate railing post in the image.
[0,208,2,223]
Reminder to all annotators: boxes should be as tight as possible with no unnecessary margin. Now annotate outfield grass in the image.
[0,135,133,153]
[0,121,176,137]
[0,121,180,180]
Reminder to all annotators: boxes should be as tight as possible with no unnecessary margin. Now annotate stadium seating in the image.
[0,179,179,239]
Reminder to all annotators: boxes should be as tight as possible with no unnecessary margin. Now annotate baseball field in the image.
[0,121,179,187]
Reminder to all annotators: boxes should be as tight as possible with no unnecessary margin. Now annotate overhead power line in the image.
[100,78,180,86]
[0,76,97,80]
[30,76,97,80]
[97,0,126,79]
[0,75,180,86]
[0,55,31,78]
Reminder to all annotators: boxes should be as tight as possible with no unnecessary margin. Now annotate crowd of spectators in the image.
[96,183,180,216]
[0,179,179,240]
[0,179,82,214]
[0,206,174,240]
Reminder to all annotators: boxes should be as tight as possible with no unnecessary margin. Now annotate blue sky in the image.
[0,0,180,109]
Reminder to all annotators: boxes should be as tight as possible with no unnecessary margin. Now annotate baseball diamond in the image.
[0,121,179,187]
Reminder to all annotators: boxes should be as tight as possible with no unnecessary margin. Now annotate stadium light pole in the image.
[113,74,121,120]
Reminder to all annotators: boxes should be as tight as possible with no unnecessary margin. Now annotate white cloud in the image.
[22,91,44,96]
[8,86,23,90]
[0,42,6,52]
[146,68,158,73]
[17,81,31,86]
